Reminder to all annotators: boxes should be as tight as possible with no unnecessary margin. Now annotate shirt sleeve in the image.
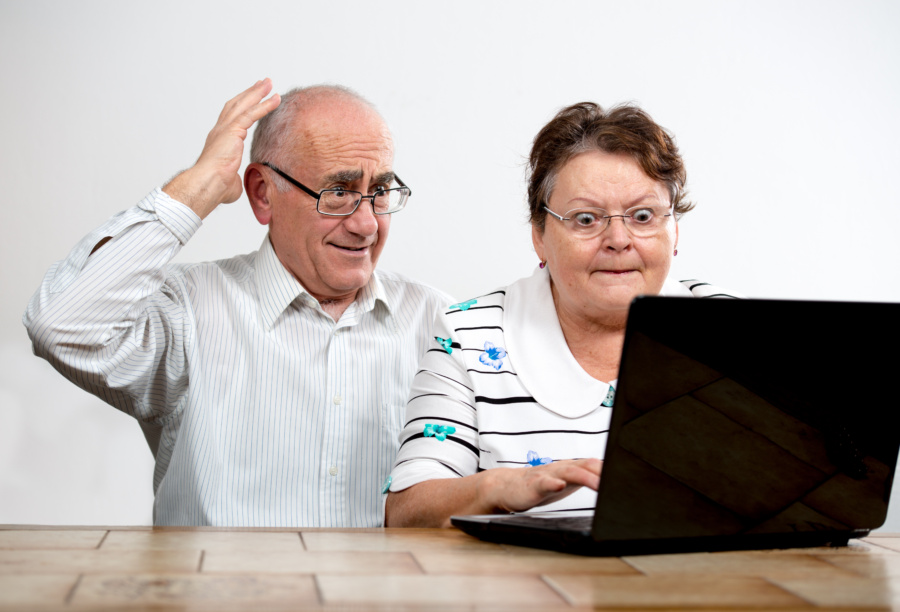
[23,189,202,424]
[388,309,481,491]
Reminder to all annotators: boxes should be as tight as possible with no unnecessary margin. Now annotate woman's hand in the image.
[385,458,602,528]
[481,458,602,513]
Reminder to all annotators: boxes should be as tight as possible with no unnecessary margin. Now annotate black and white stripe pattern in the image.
[389,271,741,513]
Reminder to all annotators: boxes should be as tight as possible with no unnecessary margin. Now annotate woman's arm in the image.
[385,458,601,528]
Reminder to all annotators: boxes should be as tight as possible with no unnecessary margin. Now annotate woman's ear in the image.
[531,223,545,262]
[245,164,273,225]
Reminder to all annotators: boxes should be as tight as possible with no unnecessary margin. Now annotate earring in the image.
[539,261,546,269]
[673,249,678,256]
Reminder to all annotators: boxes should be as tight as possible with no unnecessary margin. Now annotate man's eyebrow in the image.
[321,169,397,187]
[323,169,364,184]
[374,172,396,185]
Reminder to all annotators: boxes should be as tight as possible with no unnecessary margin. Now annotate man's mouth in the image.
[332,244,369,253]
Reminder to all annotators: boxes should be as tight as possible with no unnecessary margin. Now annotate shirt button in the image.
[328,466,339,476]
[333,394,342,405]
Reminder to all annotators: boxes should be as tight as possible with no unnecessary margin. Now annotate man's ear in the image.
[245,164,273,225]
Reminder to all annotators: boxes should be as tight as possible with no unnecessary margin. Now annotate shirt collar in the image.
[356,268,392,314]
[503,266,612,418]
[254,234,393,330]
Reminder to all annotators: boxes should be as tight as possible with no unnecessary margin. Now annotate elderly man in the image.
[24,79,451,527]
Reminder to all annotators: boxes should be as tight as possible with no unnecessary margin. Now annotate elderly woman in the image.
[384,102,738,527]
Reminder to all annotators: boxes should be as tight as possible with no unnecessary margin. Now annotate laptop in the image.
[451,296,900,556]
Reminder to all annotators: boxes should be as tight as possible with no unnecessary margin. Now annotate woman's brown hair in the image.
[528,102,694,230]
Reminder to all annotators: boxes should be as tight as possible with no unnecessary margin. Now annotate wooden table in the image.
[2,525,899,610]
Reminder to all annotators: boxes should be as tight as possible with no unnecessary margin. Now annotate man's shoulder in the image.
[169,251,259,288]
[374,268,455,307]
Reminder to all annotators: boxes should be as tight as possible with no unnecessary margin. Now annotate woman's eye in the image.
[573,212,600,226]
[631,208,654,223]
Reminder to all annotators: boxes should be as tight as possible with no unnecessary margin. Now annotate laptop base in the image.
[451,514,867,557]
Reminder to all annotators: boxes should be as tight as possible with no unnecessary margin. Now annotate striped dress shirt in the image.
[24,189,452,527]
[389,266,740,513]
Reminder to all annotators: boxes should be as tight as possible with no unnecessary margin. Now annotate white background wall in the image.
[2,0,899,529]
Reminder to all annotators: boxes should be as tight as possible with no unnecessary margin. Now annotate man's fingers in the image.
[243,92,281,126]
[218,79,279,128]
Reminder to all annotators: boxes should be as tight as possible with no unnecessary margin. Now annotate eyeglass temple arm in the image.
[260,162,321,200]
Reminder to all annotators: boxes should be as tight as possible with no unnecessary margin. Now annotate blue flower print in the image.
[479,341,507,370]
[527,450,553,467]
[602,385,615,407]
[449,299,478,312]
[424,423,456,441]
[434,336,453,354]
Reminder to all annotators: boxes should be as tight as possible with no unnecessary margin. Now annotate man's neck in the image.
[317,294,357,321]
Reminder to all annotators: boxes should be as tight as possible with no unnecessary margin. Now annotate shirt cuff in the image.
[147,188,203,245]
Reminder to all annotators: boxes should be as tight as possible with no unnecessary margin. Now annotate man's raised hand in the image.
[163,79,281,219]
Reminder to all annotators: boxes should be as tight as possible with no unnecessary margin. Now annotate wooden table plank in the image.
[623,549,861,579]
[70,573,319,609]
[0,529,106,550]
[317,574,568,608]
[101,529,305,553]
[812,552,900,578]
[414,549,638,575]
[544,574,812,608]
[0,574,79,608]
[864,535,900,553]
[768,575,897,608]
[202,550,423,575]
[0,549,200,574]
[302,527,503,552]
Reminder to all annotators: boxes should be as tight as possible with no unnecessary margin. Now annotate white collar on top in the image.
[658,276,694,297]
[503,266,611,418]
[503,267,689,418]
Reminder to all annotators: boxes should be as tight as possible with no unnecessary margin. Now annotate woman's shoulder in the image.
[440,288,509,327]
[660,277,744,299]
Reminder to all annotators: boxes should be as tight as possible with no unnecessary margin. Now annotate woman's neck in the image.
[551,283,627,382]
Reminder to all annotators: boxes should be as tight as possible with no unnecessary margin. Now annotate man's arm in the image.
[23,80,280,422]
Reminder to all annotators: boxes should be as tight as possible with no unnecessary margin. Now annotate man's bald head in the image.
[250,85,390,192]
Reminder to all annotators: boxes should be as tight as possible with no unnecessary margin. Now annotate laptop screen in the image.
[592,297,900,542]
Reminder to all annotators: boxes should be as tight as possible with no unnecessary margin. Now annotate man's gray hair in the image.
[250,85,379,192]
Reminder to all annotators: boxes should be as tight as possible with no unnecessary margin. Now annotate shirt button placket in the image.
[322,323,347,527]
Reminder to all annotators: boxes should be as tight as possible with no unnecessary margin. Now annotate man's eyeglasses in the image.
[543,205,672,238]
[262,162,410,216]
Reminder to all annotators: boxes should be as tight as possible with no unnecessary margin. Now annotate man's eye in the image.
[630,208,655,223]
[573,212,600,226]
[331,189,348,198]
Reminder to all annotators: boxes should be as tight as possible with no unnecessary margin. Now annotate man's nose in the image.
[344,196,380,235]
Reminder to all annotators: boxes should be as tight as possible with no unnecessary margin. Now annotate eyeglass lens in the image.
[318,188,409,215]
[562,207,671,237]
